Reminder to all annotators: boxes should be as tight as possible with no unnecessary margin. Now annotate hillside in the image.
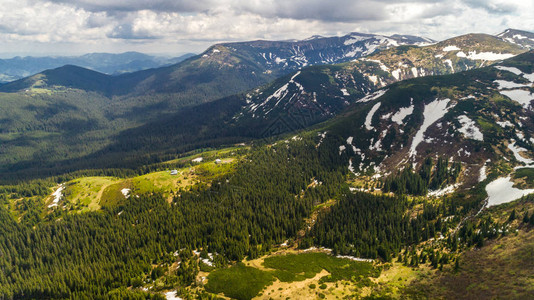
[241,34,525,125]
[1,34,528,181]
[113,33,528,158]
[0,31,436,179]
[0,31,432,96]
[0,50,534,299]
[321,50,534,195]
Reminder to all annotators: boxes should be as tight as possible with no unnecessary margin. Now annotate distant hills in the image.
[0,31,433,96]
[0,52,195,83]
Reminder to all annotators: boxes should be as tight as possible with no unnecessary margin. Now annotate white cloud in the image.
[0,0,532,56]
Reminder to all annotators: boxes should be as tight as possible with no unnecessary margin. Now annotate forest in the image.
[0,127,494,298]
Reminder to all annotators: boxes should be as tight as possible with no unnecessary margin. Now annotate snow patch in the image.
[357,89,387,103]
[165,290,183,300]
[496,120,514,128]
[254,71,303,113]
[48,185,65,208]
[500,89,534,109]
[428,184,459,197]
[466,51,515,61]
[486,177,534,207]
[523,72,534,83]
[391,102,414,125]
[479,160,489,182]
[443,45,461,51]
[344,35,369,45]
[348,158,356,174]
[274,57,287,64]
[335,255,374,262]
[340,88,350,96]
[121,188,131,199]
[365,102,382,130]
[409,99,452,158]
[411,67,418,77]
[457,115,483,141]
[508,141,534,165]
[494,65,523,75]
[494,80,530,89]
[444,59,454,72]
[316,131,327,148]
[367,75,378,85]
[391,69,401,80]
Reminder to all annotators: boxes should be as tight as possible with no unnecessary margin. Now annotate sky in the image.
[0,0,532,57]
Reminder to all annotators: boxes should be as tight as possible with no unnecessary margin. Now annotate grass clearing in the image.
[207,251,378,299]
[40,146,247,212]
[362,261,432,298]
[131,170,195,200]
[205,263,275,300]
[63,177,119,211]
[263,252,376,283]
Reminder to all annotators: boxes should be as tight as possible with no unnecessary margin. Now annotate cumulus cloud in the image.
[462,0,519,14]
[0,0,532,56]
[47,0,215,13]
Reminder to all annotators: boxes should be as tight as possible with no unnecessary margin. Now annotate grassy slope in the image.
[45,148,243,212]
[405,198,534,299]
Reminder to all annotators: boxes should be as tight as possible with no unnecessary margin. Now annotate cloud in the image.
[0,0,532,56]
[462,0,519,14]
[46,0,214,13]
[107,23,159,40]
[236,0,387,22]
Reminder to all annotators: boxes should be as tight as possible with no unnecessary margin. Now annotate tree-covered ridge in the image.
[0,136,349,298]
[0,126,496,298]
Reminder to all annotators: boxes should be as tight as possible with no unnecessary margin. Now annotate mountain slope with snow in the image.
[497,29,534,50]
[319,50,534,196]
[214,32,434,73]
[238,34,527,132]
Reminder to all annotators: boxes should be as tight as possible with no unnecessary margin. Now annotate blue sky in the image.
[0,0,532,57]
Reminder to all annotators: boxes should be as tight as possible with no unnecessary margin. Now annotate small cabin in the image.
[170,170,178,175]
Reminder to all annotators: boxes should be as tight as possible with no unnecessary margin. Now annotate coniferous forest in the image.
[0,132,487,299]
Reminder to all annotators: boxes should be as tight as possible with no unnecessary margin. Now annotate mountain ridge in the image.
[0,52,195,83]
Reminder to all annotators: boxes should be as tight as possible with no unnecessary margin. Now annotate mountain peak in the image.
[496,28,534,49]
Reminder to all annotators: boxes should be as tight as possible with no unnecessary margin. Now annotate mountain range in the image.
[1,27,534,299]
[0,30,531,179]
[0,52,195,83]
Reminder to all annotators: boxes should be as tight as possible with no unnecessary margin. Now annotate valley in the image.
[1,26,534,300]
